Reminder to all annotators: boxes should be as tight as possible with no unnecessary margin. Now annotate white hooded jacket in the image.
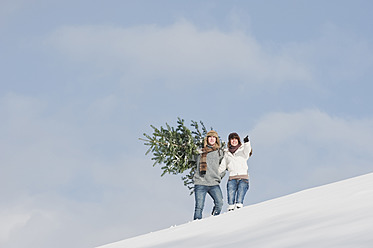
[218,141,252,177]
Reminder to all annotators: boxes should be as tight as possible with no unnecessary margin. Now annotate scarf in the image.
[228,143,241,154]
[199,145,218,175]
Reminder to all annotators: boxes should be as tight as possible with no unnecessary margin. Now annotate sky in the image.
[97,172,373,248]
[0,0,373,247]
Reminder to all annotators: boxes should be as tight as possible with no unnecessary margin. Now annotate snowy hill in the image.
[97,173,373,248]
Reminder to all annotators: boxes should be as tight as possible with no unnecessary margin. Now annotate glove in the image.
[243,135,249,143]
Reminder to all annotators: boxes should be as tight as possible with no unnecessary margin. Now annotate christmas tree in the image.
[140,118,221,194]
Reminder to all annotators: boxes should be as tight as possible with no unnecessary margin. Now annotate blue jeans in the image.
[227,179,249,205]
[194,184,223,220]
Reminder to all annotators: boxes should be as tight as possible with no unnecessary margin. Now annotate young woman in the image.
[219,132,252,211]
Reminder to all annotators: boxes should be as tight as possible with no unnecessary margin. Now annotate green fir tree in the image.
[140,118,223,194]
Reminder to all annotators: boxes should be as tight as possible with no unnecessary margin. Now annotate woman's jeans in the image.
[227,179,249,205]
[194,184,223,220]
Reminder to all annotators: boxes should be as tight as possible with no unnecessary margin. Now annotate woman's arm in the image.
[218,155,227,174]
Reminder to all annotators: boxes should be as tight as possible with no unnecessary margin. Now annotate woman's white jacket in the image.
[219,141,252,177]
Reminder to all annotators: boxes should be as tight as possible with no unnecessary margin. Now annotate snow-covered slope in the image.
[97,173,373,248]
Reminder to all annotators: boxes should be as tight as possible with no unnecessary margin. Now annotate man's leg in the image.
[208,185,224,216]
[194,185,207,220]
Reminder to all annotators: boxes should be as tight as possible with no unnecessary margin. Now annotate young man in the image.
[193,130,225,220]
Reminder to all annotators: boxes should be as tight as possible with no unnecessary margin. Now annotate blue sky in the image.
[1,1,373,247]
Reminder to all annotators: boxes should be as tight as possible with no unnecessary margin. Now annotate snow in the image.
[97,173,373,248]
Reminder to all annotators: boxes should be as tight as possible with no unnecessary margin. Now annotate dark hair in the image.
[228,132,241,145]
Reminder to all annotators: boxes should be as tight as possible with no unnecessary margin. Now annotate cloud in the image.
[0,92,192,248]
[0,92,138,199]
[44,20,311,87]
[280,23,373,85]
[2,4,373,248]
[0,0,25,24]
[249,109,373,201]
[0,93,88,197]
[0,209,30,245]
[2,94,373,248]
[0,157,191,248]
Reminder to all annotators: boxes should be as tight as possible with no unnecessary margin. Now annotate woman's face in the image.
[207,136,217,146]
[230,138,239,147]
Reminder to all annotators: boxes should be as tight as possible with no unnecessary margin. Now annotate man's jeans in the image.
[194,184,223,220]
[227,179,249,205]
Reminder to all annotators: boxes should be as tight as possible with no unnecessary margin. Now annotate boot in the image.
[228,205,235,211]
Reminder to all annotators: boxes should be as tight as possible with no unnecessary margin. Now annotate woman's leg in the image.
[227,179,238,210]
[236,179,249,208]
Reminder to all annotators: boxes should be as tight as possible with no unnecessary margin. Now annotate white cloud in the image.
[0,210,30,245]
[2,98,372,247]
[249,109,373,201]
[280,23,373,85]
[44,20,312,87]
[0,93,86,194]
[0,92,192,248]
[0,0,25,23]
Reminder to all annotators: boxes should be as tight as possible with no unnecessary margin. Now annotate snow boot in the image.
[236,203,243,209]
[228,205,235,211]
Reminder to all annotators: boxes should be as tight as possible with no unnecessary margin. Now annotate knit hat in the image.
[228,132,241,146]
[203,130,221,148]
